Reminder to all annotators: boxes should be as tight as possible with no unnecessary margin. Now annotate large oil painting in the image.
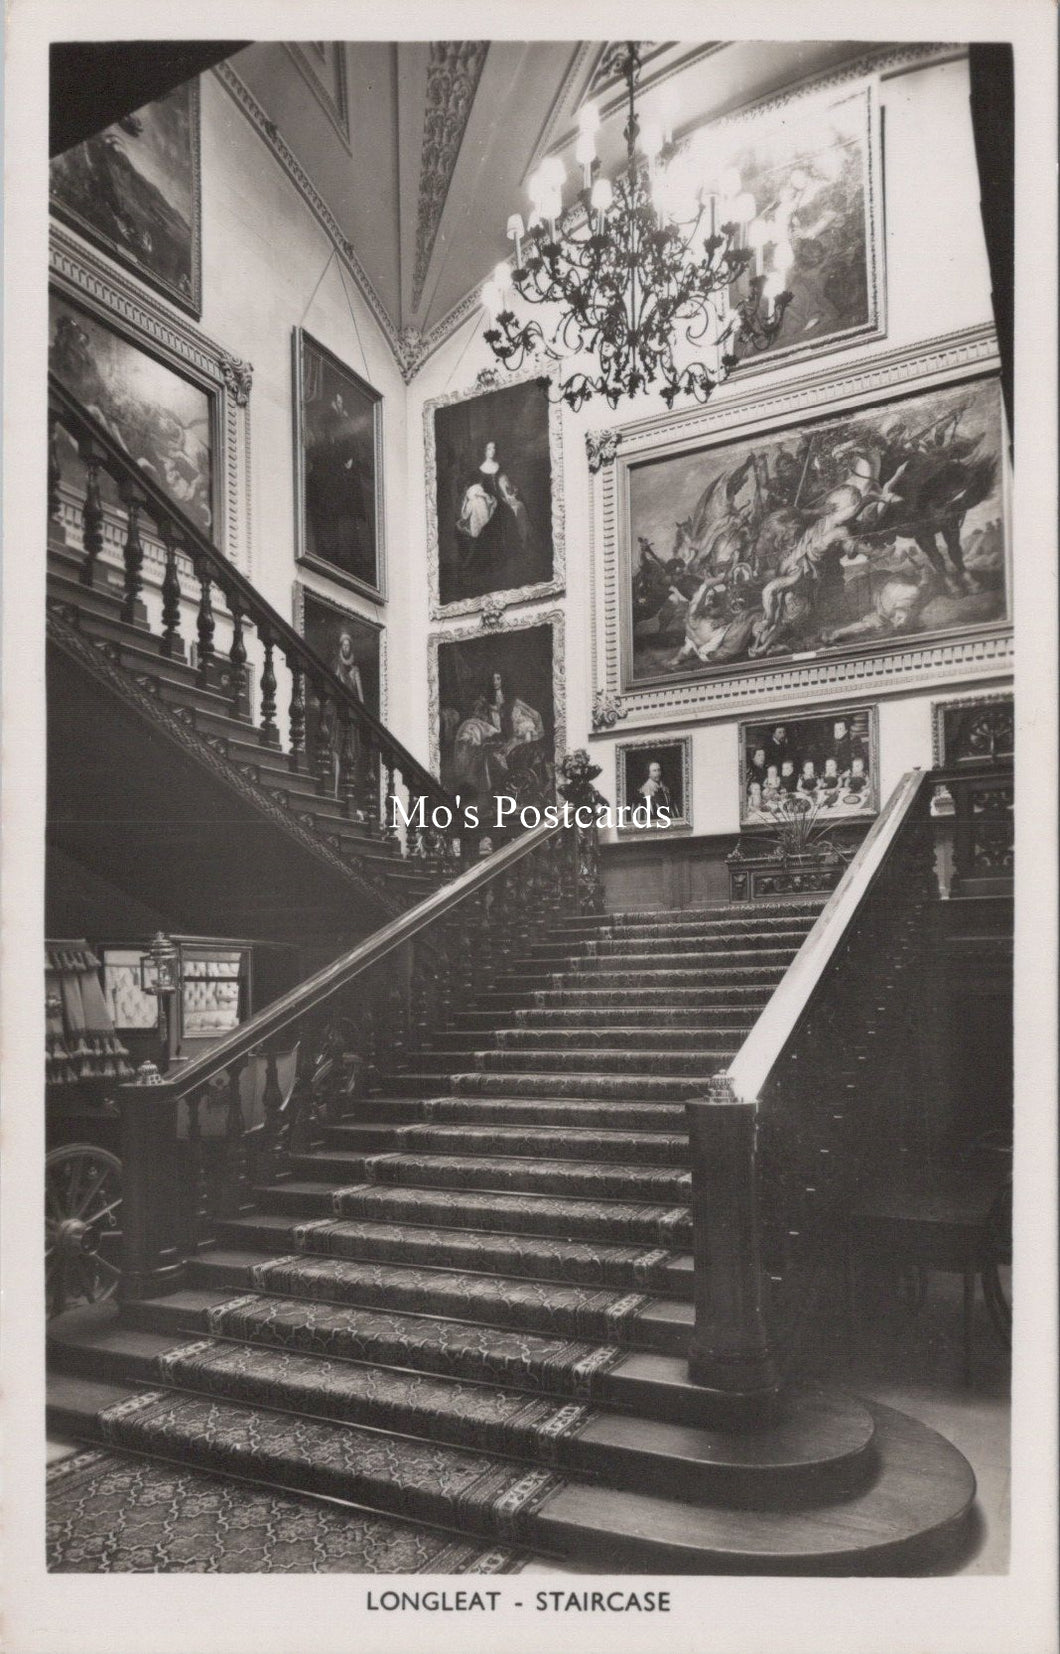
[625,375,1007,689]
[739,706,878,827]
[49,80,201,316]
[683,83,881,368]
[296,583,383,804]
[294,330,384,601]
[48,290,214,536]
[429,377,559,616]
[432,619,560,826]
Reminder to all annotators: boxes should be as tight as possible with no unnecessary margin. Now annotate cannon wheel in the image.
[45,1143,122,1319]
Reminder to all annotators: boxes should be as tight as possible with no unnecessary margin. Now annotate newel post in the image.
[115,1063,188,1300]
[685,1079,781,1426]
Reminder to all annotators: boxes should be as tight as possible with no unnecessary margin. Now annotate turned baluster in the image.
[257,1046,285,1179]
[156,515,185,659]
[338,706,358,814]
[184,1091,208,1250]
[77,441,106,587]
[220,1057,249,1217]
[48,412,64,531]
[118,481,148,625]
[288,664,306,764]
[227,600,247,713]
[310,679,333,793]
[381,756,397,842]
[258,627,279,746]
[194,557,216,687]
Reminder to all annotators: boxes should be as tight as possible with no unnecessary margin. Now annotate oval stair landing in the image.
[48,900,977,1574]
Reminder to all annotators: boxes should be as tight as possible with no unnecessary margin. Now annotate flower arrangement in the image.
[757,791,840,862]
[557,749,608,809]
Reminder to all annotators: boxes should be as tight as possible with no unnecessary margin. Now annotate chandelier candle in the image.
[484,42,794,409]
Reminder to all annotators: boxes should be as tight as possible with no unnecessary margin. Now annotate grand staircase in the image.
[48,894,977,1575]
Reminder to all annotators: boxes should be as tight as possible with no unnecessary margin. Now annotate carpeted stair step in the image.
[499,966,790,992]
[325,1095,690,1131]
[513,985,775,1008]
[465,1048,735,1076]
[324,1120,689,1165]
[47,1369,973,1574]
[48,1323,878,1507]
[453,1005,761,1031]
[432,1025,750,1053]
[530,930,813,960]
[440,1071,719,1102]
[216,1212,695,1295]
[186,1250,691,1353]
[322,1181,692,1248]
[288,1145,693,1201]
[546,902,826,936]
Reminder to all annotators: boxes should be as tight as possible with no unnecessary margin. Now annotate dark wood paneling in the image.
[600,835,742,913]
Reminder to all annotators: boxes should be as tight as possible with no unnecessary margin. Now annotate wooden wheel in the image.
[45,1144,122,1319]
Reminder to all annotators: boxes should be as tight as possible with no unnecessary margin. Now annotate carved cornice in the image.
[47,603,402,919]
[213,62,403,364]
[585,429,620,474]
[412,43,489,310]
[591,689,627,731]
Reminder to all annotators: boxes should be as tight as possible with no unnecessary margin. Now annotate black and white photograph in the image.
[294,328,384,599]
[615,736,692,833]
[2,13,1055,1654]
[428,374,559,615]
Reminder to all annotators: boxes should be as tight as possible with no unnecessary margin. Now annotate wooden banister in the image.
[723,768,930,1106]
[48,371,457,820]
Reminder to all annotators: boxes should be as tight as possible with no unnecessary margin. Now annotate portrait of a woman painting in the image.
[433,378,554,608]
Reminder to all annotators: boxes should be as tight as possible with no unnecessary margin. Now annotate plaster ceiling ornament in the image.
[412,42,490,309]
[481,41,792,410]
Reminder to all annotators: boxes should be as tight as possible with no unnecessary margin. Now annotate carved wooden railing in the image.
[686,767,941,1416]
[47,371,461,864]
[114,816,599,1298]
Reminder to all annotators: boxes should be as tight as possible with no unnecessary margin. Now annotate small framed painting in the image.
[615,737,692,836]
[293,582,383,723]
[739,705,878,827]
[931,692,1013,768]
[294,328,385,602]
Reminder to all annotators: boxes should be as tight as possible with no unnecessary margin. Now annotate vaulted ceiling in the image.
[226,39,879,371]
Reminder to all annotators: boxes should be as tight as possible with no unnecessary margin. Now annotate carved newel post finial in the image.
[685,1079,782,1426]
[557,750,608,916]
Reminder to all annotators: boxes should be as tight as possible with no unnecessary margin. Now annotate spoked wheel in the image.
[45,1144,122,1319]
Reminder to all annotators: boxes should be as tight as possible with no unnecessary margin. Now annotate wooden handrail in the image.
[119,817,564,1102]
[49,371,456,814]
[722,768,931,1106]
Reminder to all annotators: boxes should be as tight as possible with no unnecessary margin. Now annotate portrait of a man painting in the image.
[49,81,201,315]
[626,374,1007,689]
[616,738,692,835]
[691,85,881,367]
[436,622,556,824]
[295,330,383,601]
[739,706,877,826]
[296,585,382,807]
[49,290,214,535]
[432,378,554,610]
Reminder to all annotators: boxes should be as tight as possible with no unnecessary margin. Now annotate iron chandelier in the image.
[482,42,793,410]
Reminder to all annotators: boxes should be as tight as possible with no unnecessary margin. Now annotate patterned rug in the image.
[47,1448,526,1574]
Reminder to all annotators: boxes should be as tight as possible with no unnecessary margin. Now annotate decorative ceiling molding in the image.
[213,60,403,359]
[411,42,489,309]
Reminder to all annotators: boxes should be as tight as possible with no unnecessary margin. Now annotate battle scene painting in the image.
[296,331,383,600]
[625,376,1007,688]
[435,622,557,829]
[432,379,555,610]
[50,81,200,314]
[49,291,214,535]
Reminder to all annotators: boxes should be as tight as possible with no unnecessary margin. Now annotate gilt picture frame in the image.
[427,609,566,824]
[49,77,202,318]
[615,735,692,837]
[590,326,1012,731]
[293,328,385,603]
[293,580,386,724]
[738,703,879,828]
[425,366,565,620]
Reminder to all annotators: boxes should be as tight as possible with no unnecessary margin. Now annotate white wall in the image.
[403,53,1013,840]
